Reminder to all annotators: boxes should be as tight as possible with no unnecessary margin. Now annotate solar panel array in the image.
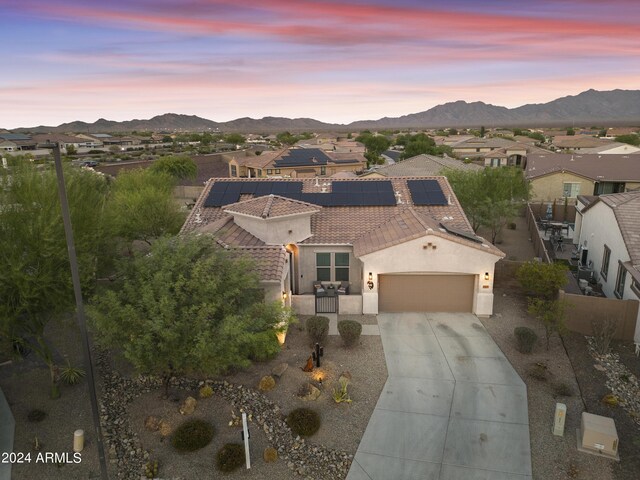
[204,180,397,207]
[273,149,331,167]
[439,223,483,243]
[406,180,448,206]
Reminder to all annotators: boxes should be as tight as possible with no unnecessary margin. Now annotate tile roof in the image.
[552,136,611,148]
[223,194,321,219]
[599,192,640,272]
[230,148,365,170]
[352,208,503,257]
[371,154,482,177]
[580,142,640,154]
[181,178,504,261]
[525,153,640,182]
[229,246,287,282]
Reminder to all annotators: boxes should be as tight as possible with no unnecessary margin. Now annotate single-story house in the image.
[362,154,482,177]
[525,153,640,203]
[581,142,640,155]
[451,137,530,166]
[181,177,504,317]
[551,136,613,152]
[575,191,640,342]
[227,148,366,179]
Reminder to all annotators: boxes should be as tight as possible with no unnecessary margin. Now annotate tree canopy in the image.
[0,163,110,395]
[149,155,197,180]
[444,167,530,241]
[104,168,185,245]
[396,133,453,159]
[614,134,640,146]
[356,132,391,165]
[89,235,291,394]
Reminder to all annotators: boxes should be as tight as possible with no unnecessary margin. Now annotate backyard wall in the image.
[559,289,639,341]
[526,204,551,263]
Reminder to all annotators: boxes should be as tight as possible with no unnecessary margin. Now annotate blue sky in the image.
[1,0,639,128]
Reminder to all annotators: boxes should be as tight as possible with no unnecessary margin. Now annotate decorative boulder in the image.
[259,375,276,392]
[158,421,172,437]
[144,415,161,432]
[179,396,197,415]
[299,383,321,401]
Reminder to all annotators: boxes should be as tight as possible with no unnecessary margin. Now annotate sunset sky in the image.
[2,0,640,128]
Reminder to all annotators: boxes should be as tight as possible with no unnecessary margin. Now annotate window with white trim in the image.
[614,263,626,299]
[562,182,581,198]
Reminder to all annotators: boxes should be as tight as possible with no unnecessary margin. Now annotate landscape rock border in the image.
[96,350,353,479]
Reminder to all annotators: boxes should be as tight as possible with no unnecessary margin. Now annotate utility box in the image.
[552,403,566,436]
[577,412,619,461]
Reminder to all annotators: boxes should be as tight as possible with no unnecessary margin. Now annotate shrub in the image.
[171,419,214,452]
[27,409,47,423]
[286,408,321,437]
[338,320,362,347]
[216,443,244,472]
[514,327,538,354]
[199,385,213,398]
[59,361,86,385]
[528,362,549,381]
[306,316,330,344]
[554,382,574,397]
[507,222,517,230]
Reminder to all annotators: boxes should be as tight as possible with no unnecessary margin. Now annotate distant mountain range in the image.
[10,89,640,134]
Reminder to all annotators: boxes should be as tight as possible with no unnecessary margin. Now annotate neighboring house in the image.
[604,127,638,139]
[0,133,37,151]
[30,133,95,151]
[525,153,640,203]
[181,177,504,317]
[433,135,475,146]
[380,150,402,164]
[551,136,613,152]
[575,191,640,342]
[75,134,105,148]
[0,140,17,152]
[580,142,640,155]
[362,154,482,178]
[296,138,365,154]
[451,137,529,166]
[227,148,366,179]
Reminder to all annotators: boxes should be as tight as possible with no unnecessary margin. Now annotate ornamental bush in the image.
[171,419,214,453]
[514,327,537,354]
[306,316,330,344]
[338,320,362,347]
[216,443,245,472]
[286,408,321,437]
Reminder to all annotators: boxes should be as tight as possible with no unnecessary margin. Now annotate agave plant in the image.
[58,361,86,385]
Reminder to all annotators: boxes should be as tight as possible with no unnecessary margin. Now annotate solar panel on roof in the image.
[440,223,483,243]
[407,180,448,206]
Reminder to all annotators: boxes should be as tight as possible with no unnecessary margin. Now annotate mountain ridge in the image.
[9,89,640,133]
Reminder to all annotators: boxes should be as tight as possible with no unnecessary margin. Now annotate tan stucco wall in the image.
[265,163,365,178]
[626,182,640,191]
[530,172,594,202]
[358,234,501,316]
[296,245,362,294]
[232,213,312,245]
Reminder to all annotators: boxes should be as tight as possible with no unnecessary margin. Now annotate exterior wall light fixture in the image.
[367,272,374,290]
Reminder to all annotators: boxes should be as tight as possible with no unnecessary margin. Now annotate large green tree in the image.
[444,167,530,237]
[149,155,197,180]
[356,132,391,165]
[396,133,453,159]
[105,168,185,246]
[89,235,292,395]
[614,134,640,146]
[0,163,110,396]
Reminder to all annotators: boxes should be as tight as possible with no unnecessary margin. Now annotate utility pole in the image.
[52,144,108,479]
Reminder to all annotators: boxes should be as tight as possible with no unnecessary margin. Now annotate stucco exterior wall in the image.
[296,245,362,294]
[530,172,594,202]
[232,213,312,245]
[578,201,640,342]
[358,234,500,316]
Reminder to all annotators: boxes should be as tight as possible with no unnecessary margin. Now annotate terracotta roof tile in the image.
[225,246,287,282]
[223,194,321,219]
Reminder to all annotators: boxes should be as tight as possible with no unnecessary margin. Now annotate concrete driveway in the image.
[347,313,532,480]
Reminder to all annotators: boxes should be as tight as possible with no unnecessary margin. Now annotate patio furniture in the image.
[313,282,327,297]
[336,281,350,295]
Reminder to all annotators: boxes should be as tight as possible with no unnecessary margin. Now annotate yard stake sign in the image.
[242,412,251,469]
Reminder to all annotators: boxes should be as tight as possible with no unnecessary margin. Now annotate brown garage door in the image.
[378,274,475,312]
